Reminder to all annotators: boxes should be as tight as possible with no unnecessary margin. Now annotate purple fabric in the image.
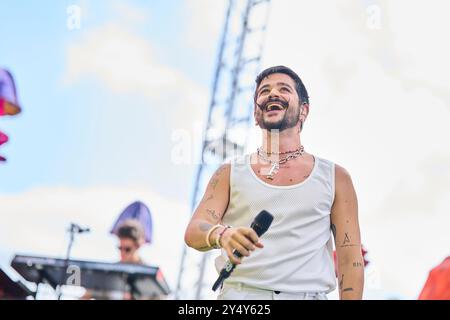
[0,68,19,106]
[0,68,19,163]
[110,201,153,244]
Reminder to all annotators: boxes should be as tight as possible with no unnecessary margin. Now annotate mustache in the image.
[256,97,290,111]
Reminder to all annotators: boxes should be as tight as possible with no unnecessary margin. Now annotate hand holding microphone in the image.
[220,226,264,265]
[212,210,274,291]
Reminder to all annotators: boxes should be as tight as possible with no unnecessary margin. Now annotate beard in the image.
[260,111,300,131]
[256,99,301,132]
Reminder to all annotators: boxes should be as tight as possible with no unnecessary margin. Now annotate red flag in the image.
[418,257,450,300]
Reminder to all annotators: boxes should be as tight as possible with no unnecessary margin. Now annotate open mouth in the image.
[265,102,285,114]
[265,103,285,112]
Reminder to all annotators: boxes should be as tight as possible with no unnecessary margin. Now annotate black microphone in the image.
[212,210,274,291]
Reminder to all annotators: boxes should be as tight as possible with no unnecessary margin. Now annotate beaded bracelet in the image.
[215,225,231,249]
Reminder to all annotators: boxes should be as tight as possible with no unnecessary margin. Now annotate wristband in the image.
[206,224,223,248]
[215,225,231,249]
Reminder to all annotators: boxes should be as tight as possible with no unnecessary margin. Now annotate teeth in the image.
[267,104,282,111]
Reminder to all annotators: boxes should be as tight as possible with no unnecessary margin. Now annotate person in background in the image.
[81,220,147,299]
[116,219,145,264]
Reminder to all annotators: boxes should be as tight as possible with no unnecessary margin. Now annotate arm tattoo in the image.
[210,178,219,189]
[353,262,363,268]
[343,233,350,245]
[339,232,359,248]
[210,165,227,190]
[197,222,218,251]
[215,165,227,176]
[199,222,213,232]
[206,209,220,221]
[339,274,354,293]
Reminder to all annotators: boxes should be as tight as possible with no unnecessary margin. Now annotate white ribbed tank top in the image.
[217,153,336,293]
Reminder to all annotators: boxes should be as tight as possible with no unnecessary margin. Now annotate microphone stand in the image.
[56,223,89,300]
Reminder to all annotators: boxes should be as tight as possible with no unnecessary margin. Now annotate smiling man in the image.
[185,65,364,300]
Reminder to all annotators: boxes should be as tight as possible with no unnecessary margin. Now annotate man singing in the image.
[184,66,364,300]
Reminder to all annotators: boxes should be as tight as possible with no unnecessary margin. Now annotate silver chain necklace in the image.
[256,146,305,180]
[257,145,304,155]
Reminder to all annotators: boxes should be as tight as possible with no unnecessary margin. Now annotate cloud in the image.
[362,154,450,298]
[64,24,195,97]
[181,0,228,54]
[386,0,450,91]
[0,186,190,294]
[63,20,208,131]
[110,1,150,25]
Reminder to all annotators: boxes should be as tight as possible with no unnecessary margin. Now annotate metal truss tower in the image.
[175,0,271,300]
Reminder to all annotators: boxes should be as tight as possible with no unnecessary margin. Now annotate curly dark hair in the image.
[117,219,145,244]
[254,65,309,105]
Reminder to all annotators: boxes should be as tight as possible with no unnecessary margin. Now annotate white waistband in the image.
[222,282,327,299]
